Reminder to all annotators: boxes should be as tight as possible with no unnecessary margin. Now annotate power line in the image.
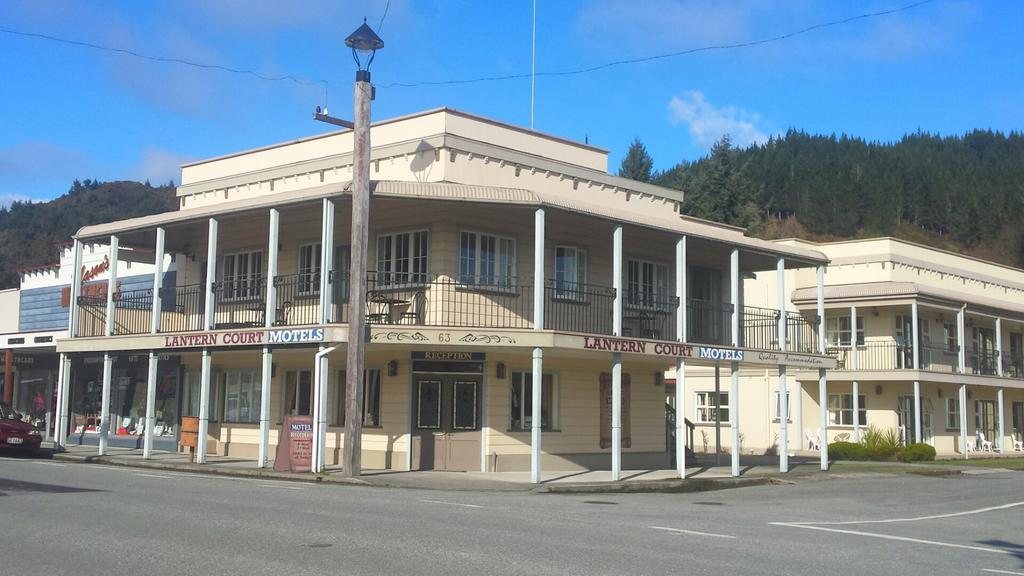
[378,0,392,34]
[380,0,938,88]
[0,27,329,93]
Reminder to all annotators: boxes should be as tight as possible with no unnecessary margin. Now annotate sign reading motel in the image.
[163,328,326,348]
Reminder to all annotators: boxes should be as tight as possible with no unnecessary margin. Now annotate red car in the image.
[0,402,44,452]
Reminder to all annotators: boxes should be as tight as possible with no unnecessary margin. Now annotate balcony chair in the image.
[400,290,427,325]
[977,432,993,452]
[805,429,821,451]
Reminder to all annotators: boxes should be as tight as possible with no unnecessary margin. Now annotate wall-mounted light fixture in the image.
[875,384,883,396]
[654,372,664,387]
[496,362,506,379]
[872,307,879,317]
[937,388,943,398]
[387,360,398,377]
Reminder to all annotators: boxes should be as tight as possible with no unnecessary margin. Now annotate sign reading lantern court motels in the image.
[162,328,325,348]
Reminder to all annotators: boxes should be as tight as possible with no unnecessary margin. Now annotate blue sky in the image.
[0,0,1020,205]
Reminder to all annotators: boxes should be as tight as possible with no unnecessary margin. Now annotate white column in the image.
[143,352,158,458]
[730,249,739,347]
[319,199,335,324]
[851,304,860,443]
[817,265,828,470]
[730,362,740,477]
[68,239,84,338]
[99,352,112,455]
[197,349,212,464]
[959,383,968,459]
[312,345,325,473]
[531,208,544,484]
[318,350,328,472]
[997,387,1005,453]
[204,219,218,331]
[913,380,922,445]
[59,240,84,448]
[54,354,70,448]
[911,302,920,369]
[675,236,687,478]
[996,317,1004,377]
[531,347,543,483]
[258,347,272,468]
[957,307,966,374]
[777,257,788,472]
[151,227,165,334]
[105,236,119,337]
[611,225,622,481]
[143,228,164,460]
[533,208,545,330]
[259,209,278,468]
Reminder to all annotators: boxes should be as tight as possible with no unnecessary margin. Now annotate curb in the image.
[532,476,790,494]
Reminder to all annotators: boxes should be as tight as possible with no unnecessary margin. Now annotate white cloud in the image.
[668,91,770,149]
[128,148,196,186]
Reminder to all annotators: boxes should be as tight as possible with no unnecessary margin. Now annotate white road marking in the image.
[650,526,736,539]
[770,522,1010,555]
[135,473,174,479]
[32,461,65,467]
[982,569,1024,575]
[421,499,483,509]
[790,501,1024,526]
[257,484,304,490]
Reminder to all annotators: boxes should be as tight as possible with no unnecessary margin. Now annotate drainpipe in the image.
[312,344,341,473]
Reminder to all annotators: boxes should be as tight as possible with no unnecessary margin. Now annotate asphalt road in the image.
[1,455,1023,576]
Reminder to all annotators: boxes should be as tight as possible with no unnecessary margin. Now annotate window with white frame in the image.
[509,372,558,431]
[181,369,221,420]
[828,393,866,426]
[222,250,263,300]
[694,391,729,424]
[335,368,383,427]
[297,243,321,296]
[773,390,791,422]
[626,259,670,309]
[554,245,587,299]
[282,370,312,418]
[946,397,961,430]
[376,230,428,286]
[459,231,516,288]
[825,316,865,347]
[944,322,958,353]
[223,370,260,423]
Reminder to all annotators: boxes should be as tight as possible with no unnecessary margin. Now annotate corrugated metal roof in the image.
[76,180,827,264]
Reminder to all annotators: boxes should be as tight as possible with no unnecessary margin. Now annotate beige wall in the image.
[0,289,19,334]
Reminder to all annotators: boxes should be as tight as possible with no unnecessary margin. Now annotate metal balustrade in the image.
[687,300,732,345]
[968,349,1001,376]
[544,280,615,336]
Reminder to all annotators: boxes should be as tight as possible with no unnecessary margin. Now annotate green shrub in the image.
[861,425,902,460]
[828,441,869,461]
[898,443,937,462]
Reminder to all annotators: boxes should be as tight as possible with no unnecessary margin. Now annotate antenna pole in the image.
[530,0,536,129]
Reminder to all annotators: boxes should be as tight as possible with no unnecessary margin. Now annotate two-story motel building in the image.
[51,108,835,479]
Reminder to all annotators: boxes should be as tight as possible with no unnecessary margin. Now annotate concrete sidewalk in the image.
[44,444,819,492]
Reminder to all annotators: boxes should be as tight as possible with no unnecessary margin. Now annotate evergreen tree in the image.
[618,137,654,182]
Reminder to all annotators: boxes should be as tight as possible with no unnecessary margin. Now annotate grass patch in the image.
[931,457,1024,470]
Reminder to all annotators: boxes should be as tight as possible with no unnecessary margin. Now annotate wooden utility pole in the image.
[342,74,372,477]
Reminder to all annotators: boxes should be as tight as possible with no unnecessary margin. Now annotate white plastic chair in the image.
[1013,432,1024,452]
[978,432,993,452]
[805,429,821,451]
[964,436,977,454]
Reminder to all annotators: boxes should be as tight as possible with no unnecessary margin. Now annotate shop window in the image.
[283,370,312,417]
[509,372,557,431]
[335,368,382,427]
[181,369,220,421]
[223,370,260,423]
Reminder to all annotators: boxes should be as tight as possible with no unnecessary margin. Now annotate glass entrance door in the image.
[897,395,916,444]
[413,377,481,471]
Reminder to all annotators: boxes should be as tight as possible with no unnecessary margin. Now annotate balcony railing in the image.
[623,291,680,341]
[687,300,732,345]
[274,274,323,327]
[211,278,266,329]
[365,272,534,329]
[158,283,205,334]
[544,280,615,336]
[920,343,959,373]
[741,306,817,353]
[968,349,1001,376]
[1004,352,1024,378]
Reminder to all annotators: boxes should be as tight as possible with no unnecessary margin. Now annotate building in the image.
[724,237,1024,458]
[52,107,834,477]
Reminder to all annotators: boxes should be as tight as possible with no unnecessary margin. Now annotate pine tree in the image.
[618,137,654,182]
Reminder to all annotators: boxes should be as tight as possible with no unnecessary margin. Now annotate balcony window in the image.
[944,322,958,353]
[377,230,428,286]
[459,231,516,289]
[222,250,263,301]
[626,259,669,309]
[297,243,321,296]
[826,316,864,347]
[554,245,587,300]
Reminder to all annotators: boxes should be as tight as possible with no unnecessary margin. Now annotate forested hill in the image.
[0,180,176,288]
[643,130,1024,268]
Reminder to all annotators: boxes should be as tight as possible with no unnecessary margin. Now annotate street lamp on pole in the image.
[341,19,383,478]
